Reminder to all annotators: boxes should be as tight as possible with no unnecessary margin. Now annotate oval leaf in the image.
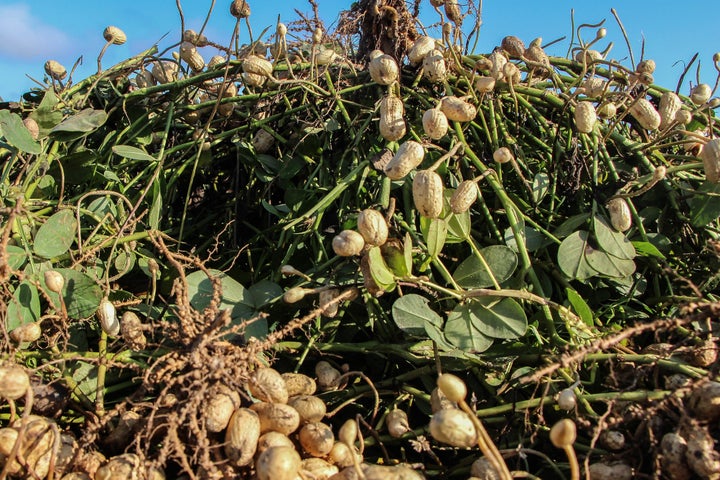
[51,109,108,133]
[593,215,635,260]
[557,230,596,281]
[392,294,442,337]
[112,145,158,163]
[34,209,77,258]
[454,245,518,288]
[466,297,528,339]
[445,303,494,352]
[41,268,103,319]
[6,281,41,330]
[186,269,255,319]
[367,246,396,291]
[0,110,42,154]
[585,249,636,278]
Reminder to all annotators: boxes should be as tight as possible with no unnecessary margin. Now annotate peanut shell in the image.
[413,170,444,218]
[384,140,425,180]
[379,95,406,141]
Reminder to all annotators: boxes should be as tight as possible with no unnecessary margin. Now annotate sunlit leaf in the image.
[367,246,396,291]
[112,145,157,162]
[566,288,594,327]
[558,230,596,281]
[392,293,443,337]
[0,110,42,154]
[6,281,40,331]
[33,209,77,258]
[445,303,494,352]
[51,109,108,134]
[593,215,635,260]
[454,245,517,288]
[689,181,720,227]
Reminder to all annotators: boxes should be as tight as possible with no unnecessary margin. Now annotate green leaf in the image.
[113,250,136,276]
[532,172,550,203]
[631,241,666,260]
[0,110,42,154]
[593,215,635,260]
[445,303,494,352]
[566,288,593,327]
[42,269,103,319]
[50,109,108,134]
[446,210,470,242]
[553,213,590,239]
[465,297,528,339]
[30,90,63,136]
[381,238,410,278]
[186,269,255,318]
[6,281,41,331]
[392,293,443,337]
[72,361,98,402]
[454,245,517,288]
[112,145,157,162]
[504,223,551,253]
[7,245,28,270]
[689,181,720,227]
[149,181,162,230]
[246,280,283,308]
[33,209,77,258]
[422,218,447,259]
[367,246,396,291]
[558,230,596,281]
[585,248,636,278]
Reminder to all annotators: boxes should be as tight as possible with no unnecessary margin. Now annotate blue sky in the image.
[0,1,718,101]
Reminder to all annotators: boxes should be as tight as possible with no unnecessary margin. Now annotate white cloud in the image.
[0,4,73,59]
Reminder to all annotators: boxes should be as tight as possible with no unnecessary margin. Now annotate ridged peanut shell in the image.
[282,372,317,396]
[332,230,365,257]
[450,180,478,214]
[493,146,514,164]
[408,36,436,66]
[4,416,57,478]
[440,96,476,122]
[429,408,477,448]
[230,0,251,19]
[581,77,606,97]
[288,395,327,423]
[299,422,335,457]
[224,408,260,466]
[629,98,661,130]
[250,402,301,435]
[474,76,496,93]
[386,409,410,438]
[690,83,712,105]
[151,61,178,84]
[687,381,720,421]
[301,458,339,479]
[250,367,289,404]
[574,101,597,133]
[606,197,632,232]
[204,386,241,432]
[368,54,399,85]
[10,322,42,343]
[257,432,294,455]
[357,209,389,246]
[489,51,507,80]
[597,102,617,119]
[423,108,449,140]
[659,91,682,128]
[179,42,204,71]
[363,464,425,480]
[256,446,302,480]
[103,26,127,45]
[315,360,342,391]
[379,95,406,141]
[253,129,274,153]
[45,60,67,80]
[423,49,447,83]
[95,454,139,480]
[413,170,444,218]
[97,299,120,336]
[700,138,720,183]
[318,287,338,316]
[444,0,462,24]
[501,35,525,58]
[243,55,273,77]
[135,70,155,88]
[384,140,425,180]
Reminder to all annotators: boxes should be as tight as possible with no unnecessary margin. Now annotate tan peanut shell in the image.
[659,91,682,128]
[574,101,597,133]
[179,42,204,72]
[423,49,447,83]
[224,408,260,466]
[450,180,478,214]
[320,288,340,317]
[230,0,251,19]
[243,55,273,77]
[440,96,476,122]
[489,51,507,81]
[384,140,425,180]
[581,77,606,97]
[493,146,514,164]
[423,108,449,140]
[429,408,477,448]
[45,60,67,80]
[587,463,633,480]
[408,36,436,66]
[256,446,302,480]
[700,138,720,183]
[95,454,140,480]
[135,69,156,88]
[368,54,399,85]
[288,395,327,423]
[501,35,525,58]
[413,170,444,218]
[315,361,342,391]
[430,386,457,412]
[357,209,389,246]
[474,76,496,93]
[242,72,266,87]
[636,59,656,74]
[379,95,407,141]
[299,422,335,457]
[103,26,127,45]
[386,409,410,438]
[3,416,56,478]
[301,458,339,479]
[253,129,275,153]
[204,386,241,432]
[574,49,602,64]
[120,311,146,350]
[151,61,178,84]
[97,299,119,336]
[250,401,301,435]
[502,62,521,85]
[363,464,426,480]
[282,372,317,396]
[444,0,462,24]
[329,442,359,468]
[606,197,632,232]
[332,230,365,257]
[257,431,295,455]
[250,367,289,404]
[629,98,661,130]
[690,83,712,105]
[10,322,42,343]
[597,102,617,119]
[524,44,550,75]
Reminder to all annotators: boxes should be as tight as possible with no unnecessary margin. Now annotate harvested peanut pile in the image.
[1,1,719,479]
